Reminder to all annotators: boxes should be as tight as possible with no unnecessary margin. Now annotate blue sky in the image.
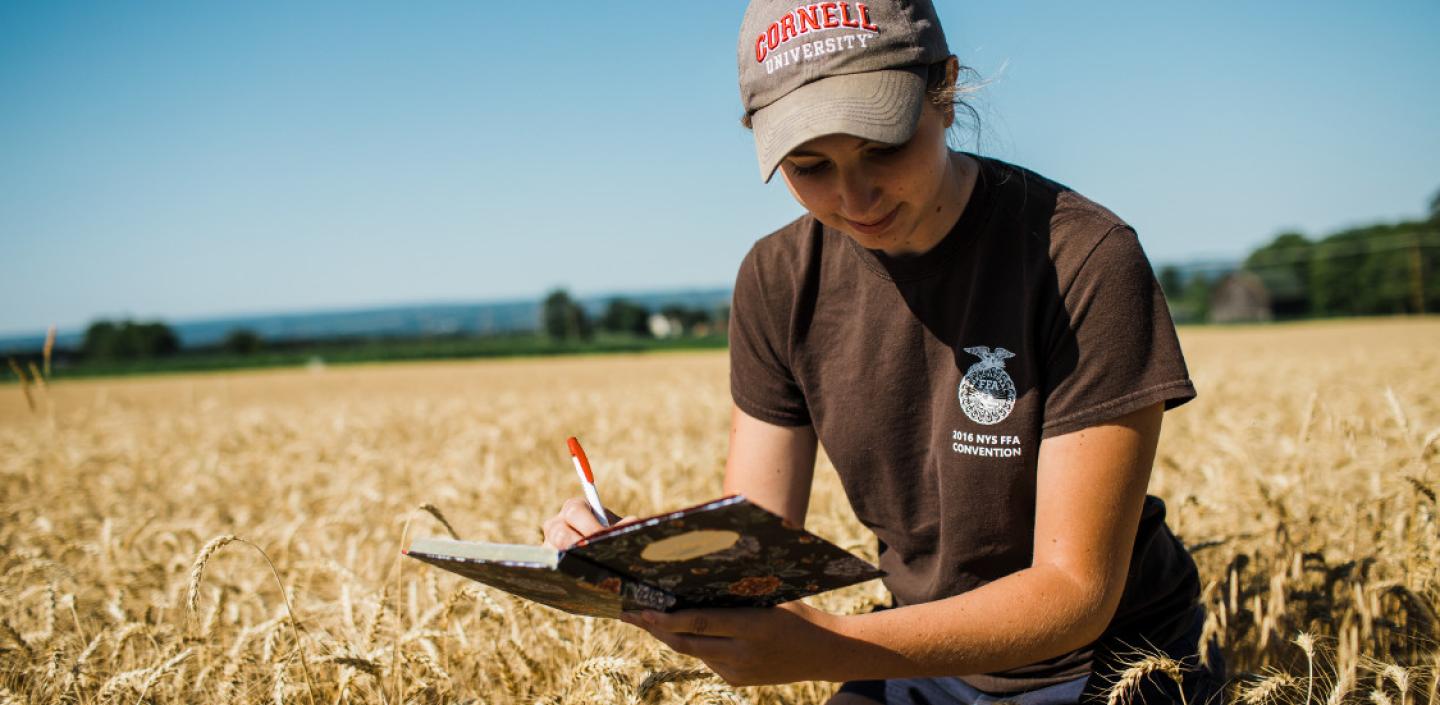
[3,1,1437,335]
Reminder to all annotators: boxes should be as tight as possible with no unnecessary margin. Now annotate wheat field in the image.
[2,318,1438,704]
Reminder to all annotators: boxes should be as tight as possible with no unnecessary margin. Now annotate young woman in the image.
[543,2,1225,703]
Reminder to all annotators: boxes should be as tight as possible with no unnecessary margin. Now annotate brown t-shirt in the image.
[728,154,1201,694]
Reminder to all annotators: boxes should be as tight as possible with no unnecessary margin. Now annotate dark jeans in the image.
[829,606,1226,705]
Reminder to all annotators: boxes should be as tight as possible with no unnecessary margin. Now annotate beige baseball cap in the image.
[738,0,951,182]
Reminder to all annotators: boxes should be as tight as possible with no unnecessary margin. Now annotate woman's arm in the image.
[624,402,1164,686]
[722,404,818,527]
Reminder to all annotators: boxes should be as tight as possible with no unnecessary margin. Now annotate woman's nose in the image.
[837,167,881,216]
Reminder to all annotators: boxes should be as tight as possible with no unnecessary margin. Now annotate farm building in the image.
[1208,271,1272,323]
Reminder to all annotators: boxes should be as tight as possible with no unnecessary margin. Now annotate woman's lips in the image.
[844,206,899,236]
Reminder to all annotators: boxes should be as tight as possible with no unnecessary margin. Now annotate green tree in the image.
[82,319,180,360]
[1429,187,1440,223]
[1308,223,1439,316]
[81,320,119,359]
[542,289,592,342]
[223,328,264,355]
[1243,231,1311,317]
[1157,266,1183,300]
[599,298,651,337]
[1180,273,1213,323]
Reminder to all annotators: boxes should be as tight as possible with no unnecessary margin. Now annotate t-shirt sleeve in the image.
[728,245,811,427]
[1040,226,1196,438]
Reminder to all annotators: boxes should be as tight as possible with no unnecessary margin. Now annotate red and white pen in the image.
[566,437,610,528]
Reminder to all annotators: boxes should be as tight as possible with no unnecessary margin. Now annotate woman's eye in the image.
[868,144,904,159]
[788,161,830,176]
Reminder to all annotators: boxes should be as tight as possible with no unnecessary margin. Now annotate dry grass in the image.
[1,318,1438,703]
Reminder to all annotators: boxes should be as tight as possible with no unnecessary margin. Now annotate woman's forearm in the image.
[814,562,1119,683]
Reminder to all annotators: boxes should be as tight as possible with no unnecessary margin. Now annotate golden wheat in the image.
[1,319,1438,703]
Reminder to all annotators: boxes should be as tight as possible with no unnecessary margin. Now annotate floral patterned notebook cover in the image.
[405,495,883,619]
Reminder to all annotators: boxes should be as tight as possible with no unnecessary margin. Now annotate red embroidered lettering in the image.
[839,2,860,28]
[857,3,879,31]
[796,5,822,33]
[766,23,781,50]
[779,13,798,42]
[755,33,768,62]
[820,2,839,28]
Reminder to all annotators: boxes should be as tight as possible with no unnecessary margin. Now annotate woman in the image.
[543,2,1225,703]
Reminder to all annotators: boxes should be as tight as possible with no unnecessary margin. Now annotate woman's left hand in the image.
[620,601,843,686]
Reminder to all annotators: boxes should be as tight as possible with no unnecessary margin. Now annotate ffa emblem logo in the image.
[958,346,1016,425]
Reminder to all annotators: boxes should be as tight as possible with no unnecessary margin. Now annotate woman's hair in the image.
[740,55,983,147]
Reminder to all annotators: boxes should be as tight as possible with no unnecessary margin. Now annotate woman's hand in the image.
[540,498,630,550]
[619,602,844,686]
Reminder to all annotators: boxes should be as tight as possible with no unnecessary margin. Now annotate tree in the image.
[1243,231,1312,317]
[223,328,264,355]
[1180,273,1213,323]
[1157,266,1183,300]
[81,320,119,359]
[542,289,593,342]
[599,298,651,337]
[82,319,180,360]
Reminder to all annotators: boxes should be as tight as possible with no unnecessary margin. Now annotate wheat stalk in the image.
[187,535,238,618]
[6,357,35,412]
[1106,655,1187,705]
[42,324,55,378]
[634,668,715,704]
[326,654,381,677]
[185,534,318,705]
[26,361,46,396]
[418,503,461,540]
[1383,665,1410,705]
[132,648,194,705]
[1327,670,1355,705]
[1244,672,1299,705]
[687,681,752,705]
[273,658,290,705]
[0,619,31,657]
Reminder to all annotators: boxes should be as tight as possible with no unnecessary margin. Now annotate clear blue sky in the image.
[3,1,1437,336]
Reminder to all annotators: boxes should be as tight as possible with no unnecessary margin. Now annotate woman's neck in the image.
[880,151,979,258]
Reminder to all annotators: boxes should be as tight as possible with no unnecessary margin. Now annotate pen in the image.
[567,436,610,528]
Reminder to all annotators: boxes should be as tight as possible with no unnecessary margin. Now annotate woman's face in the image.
[776,101,962,256]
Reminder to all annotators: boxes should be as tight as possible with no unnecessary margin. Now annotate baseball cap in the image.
[738,0,951,182]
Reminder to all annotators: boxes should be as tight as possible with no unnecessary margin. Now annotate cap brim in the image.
[751,65,927,183]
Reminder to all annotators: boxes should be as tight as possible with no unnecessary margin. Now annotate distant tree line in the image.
[67,293,731,364]
[540,289,728,342]
[81,320,180,360]
[77,319,266,360]
[1159,189,1440,321]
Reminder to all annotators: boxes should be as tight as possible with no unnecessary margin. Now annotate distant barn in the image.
[1209,271,1273,323]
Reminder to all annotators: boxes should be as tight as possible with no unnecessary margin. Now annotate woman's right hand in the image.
[541,498,630,550]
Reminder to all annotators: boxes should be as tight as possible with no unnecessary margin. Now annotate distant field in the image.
[7,332,729,381]
[2,318,1437,704]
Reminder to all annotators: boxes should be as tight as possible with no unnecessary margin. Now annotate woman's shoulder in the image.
[736,211,826,284]
[971,154,1144,279]
[747,211,823,257]
[974,154,1132,237]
